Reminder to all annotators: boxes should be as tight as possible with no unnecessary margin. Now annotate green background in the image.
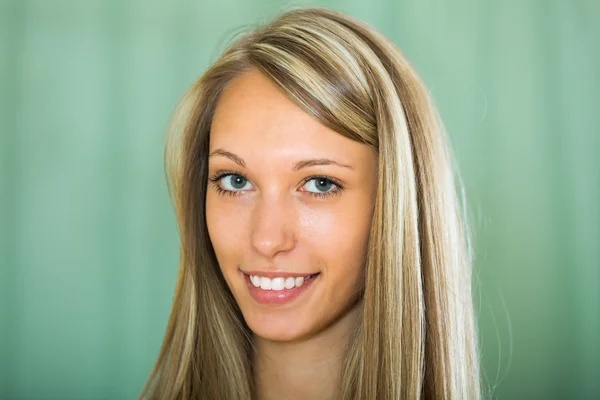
[1,0,598,398]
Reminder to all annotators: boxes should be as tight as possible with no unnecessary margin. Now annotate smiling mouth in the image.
[246,273,320,291]
[242,271,321,305]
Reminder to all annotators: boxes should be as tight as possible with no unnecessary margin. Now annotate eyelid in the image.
[298,176,344,199]
[299,175,345,189]
[209,170,248,184]
[208,170,254,197]
[208,170,345,198]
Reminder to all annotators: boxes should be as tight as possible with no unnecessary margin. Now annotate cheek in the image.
[299,202,372,277]
[205,194,249,269]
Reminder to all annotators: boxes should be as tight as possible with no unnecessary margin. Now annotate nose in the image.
[250,191,296,259]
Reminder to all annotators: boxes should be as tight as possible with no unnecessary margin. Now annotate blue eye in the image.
[302,177,337,193]
[219,174,253,191]
[209,171,343,199]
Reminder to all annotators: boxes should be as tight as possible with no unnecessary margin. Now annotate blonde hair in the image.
[140,7,481,399]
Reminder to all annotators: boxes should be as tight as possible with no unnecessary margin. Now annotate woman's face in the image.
[206,69,377,342]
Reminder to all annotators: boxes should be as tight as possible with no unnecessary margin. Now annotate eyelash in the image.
[208,170,345,199]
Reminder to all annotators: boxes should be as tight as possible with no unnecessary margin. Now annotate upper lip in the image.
[241,270,319,278]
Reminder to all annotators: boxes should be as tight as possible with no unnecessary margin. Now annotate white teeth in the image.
[249,274,315,290]
[284,277,295,289]
[260,277,271,290]
[271,277,285,291]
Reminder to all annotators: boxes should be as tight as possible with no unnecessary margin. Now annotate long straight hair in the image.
[139,7,481,399]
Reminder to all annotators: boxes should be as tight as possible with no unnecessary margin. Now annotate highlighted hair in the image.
[140,7,481,399]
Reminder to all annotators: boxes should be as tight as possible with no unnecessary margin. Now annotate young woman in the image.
[140,7,481,400]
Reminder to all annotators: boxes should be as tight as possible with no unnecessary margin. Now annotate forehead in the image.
[209,69,363,160]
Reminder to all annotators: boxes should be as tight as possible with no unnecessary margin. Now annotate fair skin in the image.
[206,69,377,400]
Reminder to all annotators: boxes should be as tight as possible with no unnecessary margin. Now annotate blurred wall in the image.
[1,0,598,398]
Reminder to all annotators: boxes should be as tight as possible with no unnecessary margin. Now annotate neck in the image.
[253,304,360,400]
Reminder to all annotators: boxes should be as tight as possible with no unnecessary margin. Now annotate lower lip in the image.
[244,273,319,305]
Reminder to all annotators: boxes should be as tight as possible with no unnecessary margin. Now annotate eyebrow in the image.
[208,148,354,171]
[209,149,247,168]
[292,158,354,171]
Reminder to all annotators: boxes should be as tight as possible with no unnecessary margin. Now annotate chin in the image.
[244,311,311,342]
